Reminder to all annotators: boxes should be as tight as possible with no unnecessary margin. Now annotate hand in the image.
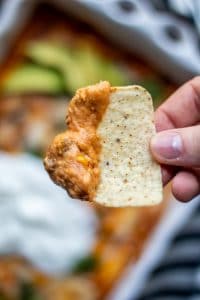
[150,76,200,202]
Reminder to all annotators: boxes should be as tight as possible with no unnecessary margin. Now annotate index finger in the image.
[155,76,200,132]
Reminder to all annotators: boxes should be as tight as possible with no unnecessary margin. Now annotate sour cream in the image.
[0,152,97,275]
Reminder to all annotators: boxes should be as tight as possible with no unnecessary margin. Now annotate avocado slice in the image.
[69,45,128,91]
[25,41,129,94]
[25,41,82,94]
[100,58,128,86]
[1,64,65,95]
[26,41,72,70]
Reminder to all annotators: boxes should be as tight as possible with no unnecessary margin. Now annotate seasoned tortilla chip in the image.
[95,85,162,206]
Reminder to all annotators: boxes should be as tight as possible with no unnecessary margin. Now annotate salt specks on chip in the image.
[95,85,163,207]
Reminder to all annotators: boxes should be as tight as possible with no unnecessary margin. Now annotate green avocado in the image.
[25,41,129,94]
[1,64,65,95]
[25,41,72,70]
[69,45,128,92]
[25,41,85,94]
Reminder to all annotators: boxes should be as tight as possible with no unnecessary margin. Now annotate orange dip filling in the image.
[44,81,110,201]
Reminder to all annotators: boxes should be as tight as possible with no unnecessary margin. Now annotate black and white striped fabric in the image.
[136,202,200,300]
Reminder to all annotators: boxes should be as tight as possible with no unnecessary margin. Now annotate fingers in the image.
[161,165,176,186]
[171,171,200,202]
[153,77,200,200]
[151,125,200,167]
[155,76,200,132]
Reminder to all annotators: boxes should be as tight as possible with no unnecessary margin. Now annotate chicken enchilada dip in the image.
[0,3,175,300]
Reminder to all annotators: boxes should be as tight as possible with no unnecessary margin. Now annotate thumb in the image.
[150,125,200,167]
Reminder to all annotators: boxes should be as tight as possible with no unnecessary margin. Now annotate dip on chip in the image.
[44,81,162,207]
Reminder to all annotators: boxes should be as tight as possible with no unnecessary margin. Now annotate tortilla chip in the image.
[95,85,162,206]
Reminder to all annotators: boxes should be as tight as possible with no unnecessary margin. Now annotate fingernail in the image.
[151,132,183,159]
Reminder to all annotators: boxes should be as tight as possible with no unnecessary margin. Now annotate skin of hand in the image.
[150,76,200,202]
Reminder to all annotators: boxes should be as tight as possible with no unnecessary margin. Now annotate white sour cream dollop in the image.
[0,152,97,275]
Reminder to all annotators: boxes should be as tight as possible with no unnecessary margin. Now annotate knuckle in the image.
[190,76,200,84]
[188,78,200,116]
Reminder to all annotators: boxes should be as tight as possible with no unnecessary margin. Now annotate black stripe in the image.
[195,204,200,214]
[151,262,200,277]
[138,288,200,300]
[140,297,183,300]
[172,233,200,244]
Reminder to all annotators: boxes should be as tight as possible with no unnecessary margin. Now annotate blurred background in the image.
[0,1,199,299]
